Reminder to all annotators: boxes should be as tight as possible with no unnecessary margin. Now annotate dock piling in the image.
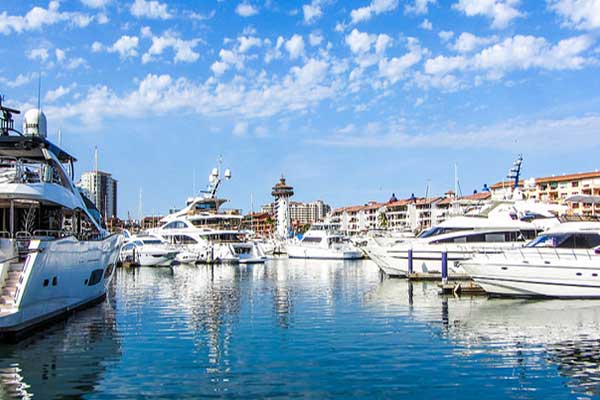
[407,249,413,275]
[441,251,448,284]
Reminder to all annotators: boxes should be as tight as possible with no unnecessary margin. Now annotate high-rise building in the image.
[78,171,118,219]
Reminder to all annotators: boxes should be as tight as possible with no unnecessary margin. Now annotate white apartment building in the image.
[261,200,331,225]
[78,171,118,219]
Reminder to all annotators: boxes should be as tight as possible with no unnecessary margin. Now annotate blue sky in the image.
[1,0,600,218]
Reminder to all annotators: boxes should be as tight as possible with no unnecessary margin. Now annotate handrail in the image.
[0,248,43,265]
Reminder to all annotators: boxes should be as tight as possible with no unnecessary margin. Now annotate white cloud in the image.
[439,30,454,42]
[130,0,171,19]
[450,32,497,53]
[45,85,72,102]
[211,61,228,75]
[80,0,110,8]
[237,36,262,53]
[235,3,258,17]
[424,55,468,75]
[309,32,324,46]
[91,41,103,52]
[0,73,36,88]
[97,13,109,24]
[345,29,377,54]
[424,34,594,78]
[45,62,340,128]
[27,48,49,61]
[233,121,248,136]
[141,29,200,63]
[285,34,305,59]
[314,114,600,150]
[405,0,436,14]
[548,0,600,30]
[55,48,66,62]
[108,35,139,58]
[189,10,216,21]
[303,1,323,24]
[350,0,399,24]
[0,1,95,34]
[378,38,424,83]
[453,0,523,29]
[420,19,433,30]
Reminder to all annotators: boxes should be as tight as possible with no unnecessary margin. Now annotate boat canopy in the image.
[0,135,76,163]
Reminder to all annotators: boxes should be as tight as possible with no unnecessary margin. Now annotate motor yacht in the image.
[363,200,564,277]
[150,165,266,264]
[461,222,600,298]
[0,101,122,341]
[285,223,363,260]
[120,233,179,267]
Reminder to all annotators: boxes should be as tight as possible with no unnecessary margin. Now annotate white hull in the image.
[286,244,363,260]
[365,243,520,277]
[0,235,122,337]
[462,252,600,298]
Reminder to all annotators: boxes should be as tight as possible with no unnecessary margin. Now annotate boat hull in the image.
[286,244,363,260]
[0,235,122,341]
[462,255,600,298]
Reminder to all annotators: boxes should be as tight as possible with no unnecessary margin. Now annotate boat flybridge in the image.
[0,99,122,341]
[285,222,363,260]
[461,222,600,298]
[149,165,266,264]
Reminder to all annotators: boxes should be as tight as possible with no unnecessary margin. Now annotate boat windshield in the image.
[418,227,472,239]
[526,233,600,249]
[141,239,163,245]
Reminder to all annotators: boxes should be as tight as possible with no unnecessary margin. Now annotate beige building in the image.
[490,171,600,216]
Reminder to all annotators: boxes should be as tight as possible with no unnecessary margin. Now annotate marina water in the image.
[1,259,599,399]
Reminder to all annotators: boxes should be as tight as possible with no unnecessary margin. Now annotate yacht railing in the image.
[472,247,596,261]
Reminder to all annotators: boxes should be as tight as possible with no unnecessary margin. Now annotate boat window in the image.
[164,221,186,229]
[418,227,473,238]
[302,237,322,243]
[485,233,506,243]
[141,239,163,245]
[527,233,600,249]
[87,269,104,286]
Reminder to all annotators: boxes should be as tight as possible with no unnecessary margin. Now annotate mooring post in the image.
[407,248,413,276]
[441,251,448,284]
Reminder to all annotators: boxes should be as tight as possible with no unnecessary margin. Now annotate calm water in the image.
[1,259,600,399]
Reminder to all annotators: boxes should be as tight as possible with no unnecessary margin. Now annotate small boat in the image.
[285,223,363,260]
[461,222,600,298]
[120,234,179,267]
[0,100,122,341]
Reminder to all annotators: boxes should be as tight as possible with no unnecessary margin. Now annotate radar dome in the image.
[23,109,47,137]
[224,169,232,180]
[211,168,218,177]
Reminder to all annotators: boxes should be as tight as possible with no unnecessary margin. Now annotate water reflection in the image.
[366,277,600,398]
[0,292,120,399]
[1,260,600,398]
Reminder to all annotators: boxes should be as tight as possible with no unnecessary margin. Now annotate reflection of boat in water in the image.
[365,279,600,397]
[0,295,119,399]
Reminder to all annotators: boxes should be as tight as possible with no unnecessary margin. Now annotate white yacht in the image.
[150,165,266,264]
[285,223,363,260]
[363,200,564,277]
[120,233,179,267]
[0,101,122,341]
[461,222,600,298]
[365,216,539,277]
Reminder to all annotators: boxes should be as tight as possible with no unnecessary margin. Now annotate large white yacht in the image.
[461,222,600,298]
[363,199,565,277]
[120,233,179,267]
[150,165,266,264]
[0,101,122,341]
[285,222,363,260]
